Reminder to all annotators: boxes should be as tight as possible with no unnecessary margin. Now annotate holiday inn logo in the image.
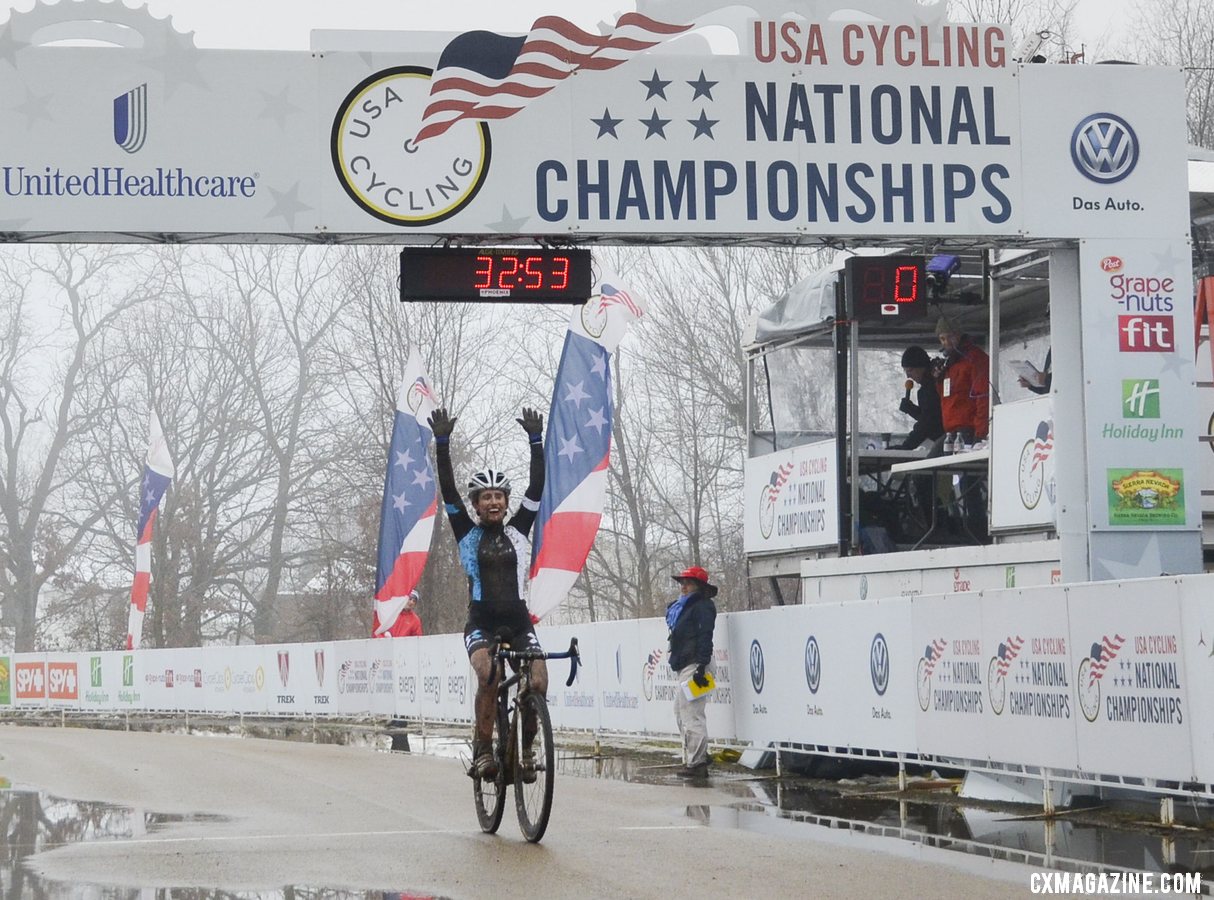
[90,656,102,688]
[1122,379,1160,419]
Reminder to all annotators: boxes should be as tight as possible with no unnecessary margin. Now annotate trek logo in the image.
[1071,113,1138,184]
[1118,316,1174,352]
[114,84,148,154]
[1122,380,1160,418]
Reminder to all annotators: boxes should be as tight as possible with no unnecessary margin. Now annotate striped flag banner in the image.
[373,349,439,637]
[529,271,646,620]
[413,13,692,144]
[126,411,174,650]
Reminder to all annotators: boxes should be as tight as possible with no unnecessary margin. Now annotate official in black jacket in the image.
[897,345,944,450]
[667,565,718,779]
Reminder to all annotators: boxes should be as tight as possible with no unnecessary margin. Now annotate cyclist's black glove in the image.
[428,408,456,443]
[517,406,544,442]
[692,665,710,688]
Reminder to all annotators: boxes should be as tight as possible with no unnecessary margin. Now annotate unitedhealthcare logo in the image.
[1071,113,1138,184]
[114,84,148,154]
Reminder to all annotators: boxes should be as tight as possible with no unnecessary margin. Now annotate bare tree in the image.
[0,246,165,651]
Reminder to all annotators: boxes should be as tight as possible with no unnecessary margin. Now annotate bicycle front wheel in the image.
[514,691,555,843]
[473,713,507,834]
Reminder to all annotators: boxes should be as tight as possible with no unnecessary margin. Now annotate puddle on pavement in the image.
[0,786,445,899]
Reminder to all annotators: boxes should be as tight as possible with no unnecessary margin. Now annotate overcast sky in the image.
[0,0,1134,54]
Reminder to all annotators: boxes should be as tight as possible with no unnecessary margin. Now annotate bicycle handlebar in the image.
[495,637,580,687]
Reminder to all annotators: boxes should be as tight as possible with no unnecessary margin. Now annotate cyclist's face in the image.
[475,489,508,524]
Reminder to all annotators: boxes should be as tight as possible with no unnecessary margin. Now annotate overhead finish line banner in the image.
[0,6,1190,241]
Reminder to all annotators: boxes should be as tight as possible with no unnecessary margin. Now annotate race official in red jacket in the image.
[935,317,990,442]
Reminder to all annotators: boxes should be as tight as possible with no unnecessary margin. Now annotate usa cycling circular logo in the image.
[804,636,821,694]
[870,633,890,696]
[331,66,491,226]
[1071,113,1139,185]
[749,639,765,694]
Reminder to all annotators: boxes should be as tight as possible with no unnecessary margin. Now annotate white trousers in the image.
[674,663,713,766]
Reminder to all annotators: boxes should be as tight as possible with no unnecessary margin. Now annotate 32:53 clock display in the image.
[400,247,594,303]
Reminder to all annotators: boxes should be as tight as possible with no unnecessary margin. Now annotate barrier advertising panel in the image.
[266,643,336,716]
[1179,578,1214,782]
[586,619,645,735]
[12,655,46,709]
[911,594,988,761]
[729,607,805,748]
[208,645,270,715]
[45,656,81,707]
[392,638,421,720]
[0,655,10,707]
[743,440,839,554]
[990,396,1056,531]
[1068,579,1192,781]
[78,652,142,711]
[541,624,598,732]
[979,585,1080,771]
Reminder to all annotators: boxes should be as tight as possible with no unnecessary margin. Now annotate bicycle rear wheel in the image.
[514,691,555,843]
[472,712,507,834]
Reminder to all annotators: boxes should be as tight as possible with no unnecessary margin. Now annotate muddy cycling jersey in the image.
[435,439,544,631]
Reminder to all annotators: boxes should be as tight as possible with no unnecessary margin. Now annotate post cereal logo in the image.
[330,66,490,227]
[1100,256,1123,273]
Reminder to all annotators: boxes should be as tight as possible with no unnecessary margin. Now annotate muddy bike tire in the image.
[472,707,507,834]
[514,691,555,843]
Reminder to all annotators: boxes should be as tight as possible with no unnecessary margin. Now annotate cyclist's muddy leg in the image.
[523,658,549,747]
[470,648,499,750]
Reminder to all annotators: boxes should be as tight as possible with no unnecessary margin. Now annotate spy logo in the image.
[331,66,490,227]
[749,640,765,694]
[870,633,890,696]
[1071,113,1138,184]
[1122,379,1160,418]
[804,636,821,694]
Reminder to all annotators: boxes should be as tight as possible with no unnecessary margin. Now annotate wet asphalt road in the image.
[0,725,1037,898]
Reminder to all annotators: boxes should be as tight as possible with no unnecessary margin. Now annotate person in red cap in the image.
[667,565,718,779]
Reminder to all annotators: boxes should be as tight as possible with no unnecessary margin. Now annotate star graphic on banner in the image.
[1091,534,1163,580]
[487,205,530,232]
[591,108,623,138]
[639,69,671,100]
[0,25,27,69]
[264,183,312,229]
[688,109,718,140]
[687,70,717,100]
[259,86,302,130]
[393,491,408,512]
[563,380,590,407]
[640,109,670,139]
[13,89,53,127]
[558,433,584,461]
[585,407,609,435]
[411,468,434,490]
[144,487,156,504]
[1158,348,1192,378]
[590,355,607,379]
[1152,245,1188,273]
[394,449,415,470]
[142,28,207,98]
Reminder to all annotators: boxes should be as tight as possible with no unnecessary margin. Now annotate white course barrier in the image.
[5,573,1212,791]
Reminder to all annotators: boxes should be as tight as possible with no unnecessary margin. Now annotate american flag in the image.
[993,635,1025,679]
[922,638,947,677]
[1030,420,1053,473]
[770,463,794,492]
[413,13,692,144]
[1086,634,1126,686]
[528,270,646,620]
[126,412,174,651]
[373,350,439,637]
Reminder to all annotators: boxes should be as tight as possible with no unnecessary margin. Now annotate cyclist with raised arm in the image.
[428,405,547,781]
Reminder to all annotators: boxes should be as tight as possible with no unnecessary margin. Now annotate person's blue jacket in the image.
[667,591,716,671]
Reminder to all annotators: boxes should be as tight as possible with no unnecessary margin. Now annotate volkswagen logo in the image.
[1071,113,1139,184]
[870,633,890,696]
[804,636,821,694]
[749,639,765,694]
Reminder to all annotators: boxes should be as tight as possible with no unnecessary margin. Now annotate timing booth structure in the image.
[2,0,1213,800]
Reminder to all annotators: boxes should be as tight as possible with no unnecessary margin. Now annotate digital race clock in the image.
[399,247,594,303]
[845,255,927,321]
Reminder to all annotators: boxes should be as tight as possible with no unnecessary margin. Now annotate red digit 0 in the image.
[894,265,918,303]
